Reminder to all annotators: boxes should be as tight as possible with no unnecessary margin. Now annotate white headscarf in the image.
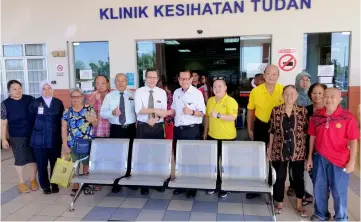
[40,80,53,107]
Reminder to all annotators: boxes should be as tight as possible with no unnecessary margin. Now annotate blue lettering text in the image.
[234,1,244,13]
[275,0,285,10]
[287,0,299,10]
[165,5,175,17]
[300,0,311,9]
[251,0,261,12]
[212,2,222,14]
[222,2,233,14]
[110,8,119,19]
[191,3,201,15]
[99,8,109,20]
[175,4,185,16]
[139,6,148,18]
[262,0,273,12]
[202,3,213,15]
[154,5,164,17]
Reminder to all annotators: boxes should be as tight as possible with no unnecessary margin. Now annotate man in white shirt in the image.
[166,70,206,198]
[100,73,136,193]
[100,73,136,138]
[134,68,167,195]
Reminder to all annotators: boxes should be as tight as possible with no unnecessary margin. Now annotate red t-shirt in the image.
[308,106,360,167]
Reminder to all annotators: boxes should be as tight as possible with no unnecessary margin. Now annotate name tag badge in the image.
[38,107,44,115]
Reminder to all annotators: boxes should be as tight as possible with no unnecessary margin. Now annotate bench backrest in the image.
[175,140,217,179]
[89,138,130,175]
[131,139,172,177]
[222,141,266,181]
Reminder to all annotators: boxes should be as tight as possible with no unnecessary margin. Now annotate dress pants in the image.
[32,146,61,190]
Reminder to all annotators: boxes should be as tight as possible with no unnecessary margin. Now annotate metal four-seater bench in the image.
[69,139,276,221]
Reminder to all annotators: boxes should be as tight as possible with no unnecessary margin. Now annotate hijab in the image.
[295,72,312,107]
[40,80,53,107]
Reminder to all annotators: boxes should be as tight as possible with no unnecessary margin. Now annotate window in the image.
[1,44,47,100]
[304,32,351,108]
[73,41,110,93]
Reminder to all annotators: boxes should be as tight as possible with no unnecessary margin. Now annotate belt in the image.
[176,124,198,130]
[112,123,134,129]
[138,121,163,125]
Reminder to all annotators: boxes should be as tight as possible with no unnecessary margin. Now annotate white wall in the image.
[1,0,360,89]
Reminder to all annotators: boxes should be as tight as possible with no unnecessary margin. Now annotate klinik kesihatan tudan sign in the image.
[99,0,312,20]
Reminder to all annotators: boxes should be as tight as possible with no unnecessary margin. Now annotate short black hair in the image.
[145,68,160,78]
[94,75,109,83]
[308,83,327,100]
[254,73,263,78]
[180,70,193,78]
[7,80,22,91]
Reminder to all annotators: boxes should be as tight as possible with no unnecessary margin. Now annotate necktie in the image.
[119,92,126,125]
[148,90,155,118]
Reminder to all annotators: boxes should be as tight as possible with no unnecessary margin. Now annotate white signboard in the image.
[317,65,334,76]
[80,69,93,80]
[56,64,64,76]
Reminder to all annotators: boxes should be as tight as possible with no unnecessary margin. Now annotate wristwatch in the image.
[217,113,221,119]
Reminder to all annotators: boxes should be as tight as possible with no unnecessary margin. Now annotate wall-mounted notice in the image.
[56,64,64,76]
[317,65,334,76]
[319,76,333,84]
[80,81,93,91]
[277,49,297,72]
[126,72,135,87]
[80,70,93,80]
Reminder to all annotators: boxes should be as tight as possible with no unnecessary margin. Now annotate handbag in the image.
[67,107,92,155]
[50,154,74,188]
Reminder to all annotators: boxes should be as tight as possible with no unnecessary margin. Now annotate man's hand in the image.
[248,130,254,141]
[183,107,193,115]
[112,108,121,116]
[155,109,167,118]
[147,117,157,127]
[2,139,9,149]
[306,157,313,171]
[210,109,218,119]
[345,161,355,174]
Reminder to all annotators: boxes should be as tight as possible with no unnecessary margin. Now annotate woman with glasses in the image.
[29,81,64,194]
[268,85,308,218]
[1,80,39,193]
[61,88,98,193]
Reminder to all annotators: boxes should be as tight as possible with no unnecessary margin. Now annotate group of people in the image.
[247,65,359,221]
[1,64,359,221]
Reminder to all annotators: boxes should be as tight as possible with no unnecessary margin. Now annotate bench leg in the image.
[69,183,84,212]
[268,193,276,221]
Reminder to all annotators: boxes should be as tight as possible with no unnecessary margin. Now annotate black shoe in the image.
[186,190,197,198]
[141,188,149,195]
[173,188,185,195]
[155,187,165,192]
[246,193,260,199]
[43,188,52,194]
[51,185,59,193]
[219,191,230,198]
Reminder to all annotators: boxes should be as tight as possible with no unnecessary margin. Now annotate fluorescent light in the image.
[240,36,271,40]
[73,42,80,46]
[341,32,350,35]
[178,49,191,52]
[225,48,237,51]
[224,38,240,43]
[165,40,180,45]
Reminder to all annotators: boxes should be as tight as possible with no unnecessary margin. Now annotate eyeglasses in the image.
[179,78,191,82]
[213,76,225,81]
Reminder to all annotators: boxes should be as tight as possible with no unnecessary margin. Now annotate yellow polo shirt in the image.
[206,94,238,140]
[247,83,284,123]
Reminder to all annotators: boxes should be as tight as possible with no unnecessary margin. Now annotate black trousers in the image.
[253,117,270,145]
[136,122,164,139]
[272,160,305,202]
[207,135,235,189]
[110,124,136,176]
[32,146,61,189]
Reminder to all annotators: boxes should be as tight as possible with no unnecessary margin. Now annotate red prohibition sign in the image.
[57,65,63,72]
[278,54,296,72]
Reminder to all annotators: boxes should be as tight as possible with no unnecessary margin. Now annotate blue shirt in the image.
[1,95,34,137]
[100,89,136,125]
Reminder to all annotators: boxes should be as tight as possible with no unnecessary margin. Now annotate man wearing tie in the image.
[134,68,167,195]
[100,73,136,139]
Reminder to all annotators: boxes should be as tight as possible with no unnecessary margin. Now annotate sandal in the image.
[302,197,313,206]
[296,208,308,218]
[18,183,30,193]
[30,180,39,191]
[286,188,295,196]
[274,205,282,214]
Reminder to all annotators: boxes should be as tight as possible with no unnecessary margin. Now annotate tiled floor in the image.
[1,149,360,221]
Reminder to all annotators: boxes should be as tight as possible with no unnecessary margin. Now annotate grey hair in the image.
[69,88,84,96]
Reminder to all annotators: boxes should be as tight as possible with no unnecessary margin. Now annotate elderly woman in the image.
[1,80,38,193]
[29,81,64,194]
[61,88,97,192]
[268,85,308,218]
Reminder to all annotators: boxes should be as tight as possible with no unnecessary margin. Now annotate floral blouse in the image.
[62,105,96,148]
[269,104,308,161]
